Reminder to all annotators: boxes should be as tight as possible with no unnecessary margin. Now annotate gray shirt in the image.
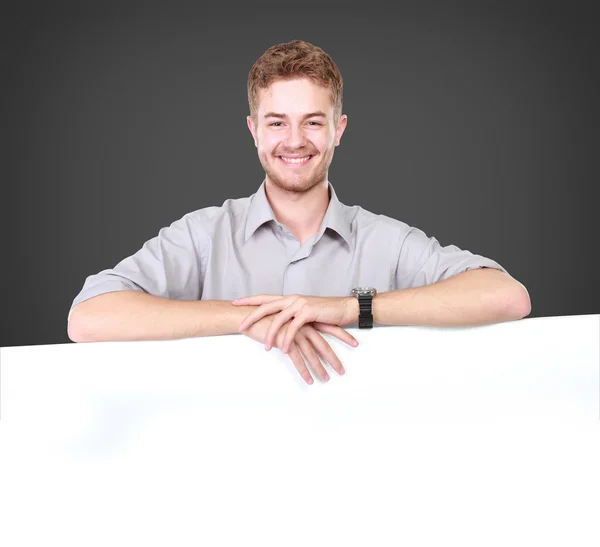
[68,180,508,321]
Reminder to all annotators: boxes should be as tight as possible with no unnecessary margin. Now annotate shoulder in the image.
[182,194,252,234]
[342,201,414,240]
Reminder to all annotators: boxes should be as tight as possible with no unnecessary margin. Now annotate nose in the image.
[283,124,308,150]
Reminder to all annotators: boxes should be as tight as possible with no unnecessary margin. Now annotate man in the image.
[68,39,531,385]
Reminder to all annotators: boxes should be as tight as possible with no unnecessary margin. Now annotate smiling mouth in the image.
[278,155,314,166]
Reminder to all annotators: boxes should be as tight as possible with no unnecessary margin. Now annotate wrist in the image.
[344,296,360,324]
[234,304,260,330]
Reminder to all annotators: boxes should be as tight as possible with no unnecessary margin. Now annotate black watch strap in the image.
[357,294,373,329]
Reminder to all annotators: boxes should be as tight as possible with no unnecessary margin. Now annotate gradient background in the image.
[2,4,598,348]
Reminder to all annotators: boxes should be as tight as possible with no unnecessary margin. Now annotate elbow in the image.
[490,277,531,322]
[509,280,532,320]
[67,307,90,342]
[67,317,85,343]
[67,308,79,342]
[520,289,532,318]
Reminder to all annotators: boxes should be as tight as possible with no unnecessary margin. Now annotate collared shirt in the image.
[68,180,508,322]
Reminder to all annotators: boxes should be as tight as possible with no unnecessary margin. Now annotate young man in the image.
[68,39,531,385]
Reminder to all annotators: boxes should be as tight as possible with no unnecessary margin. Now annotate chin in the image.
[262,159,329,192]
[274,178,314,192]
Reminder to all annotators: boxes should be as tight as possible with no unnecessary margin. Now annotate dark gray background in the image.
[2,4,598,348]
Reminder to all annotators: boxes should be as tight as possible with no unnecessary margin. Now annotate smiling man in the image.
[246,76,346,246]
[68,39,531,385]
[246,77,346,246]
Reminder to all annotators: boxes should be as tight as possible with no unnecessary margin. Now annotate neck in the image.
[264,178,331,244]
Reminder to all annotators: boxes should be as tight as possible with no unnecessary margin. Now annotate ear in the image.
[335,114,348,146]
[247,116,258,147]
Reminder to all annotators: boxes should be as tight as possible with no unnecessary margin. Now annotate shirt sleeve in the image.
[394,226,509,290]
[67,213,206,320]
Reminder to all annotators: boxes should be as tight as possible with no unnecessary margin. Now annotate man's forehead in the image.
[257,79,334,117]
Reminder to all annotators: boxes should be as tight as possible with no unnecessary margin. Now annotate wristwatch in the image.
[350,286,377,329]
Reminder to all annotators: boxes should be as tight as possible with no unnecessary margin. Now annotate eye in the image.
[269,122,283,127]
[308,121,322,126]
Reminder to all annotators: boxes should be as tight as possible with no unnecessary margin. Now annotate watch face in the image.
[352,287,377,297]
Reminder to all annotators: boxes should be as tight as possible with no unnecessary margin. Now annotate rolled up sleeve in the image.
[394,227,508,290]
[68,213,206,320]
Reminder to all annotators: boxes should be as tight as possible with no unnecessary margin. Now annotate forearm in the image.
[68,290,255,342]
[351,268,530,327]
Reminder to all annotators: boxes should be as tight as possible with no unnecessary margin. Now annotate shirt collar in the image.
[244,179,353,250]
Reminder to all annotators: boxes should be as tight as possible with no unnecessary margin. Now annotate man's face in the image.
[247,77,347,194]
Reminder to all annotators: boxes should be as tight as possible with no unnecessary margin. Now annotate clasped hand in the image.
[233,294,359,384]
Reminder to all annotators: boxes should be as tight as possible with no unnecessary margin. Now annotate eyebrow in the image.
[263,111,327,120]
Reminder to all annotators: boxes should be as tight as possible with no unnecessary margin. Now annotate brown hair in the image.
[247,39,343,124]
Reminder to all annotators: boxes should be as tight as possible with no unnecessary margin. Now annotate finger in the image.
[239,301,286,331]
[267,300,306,351]
[233,294,283,306]
[303,328,346,376]
[282,312,314,354]
[287,342,315,385]
[312,322,359,348]
[265,307,298,350]
[278,324,315,385]
[295,333,330,382]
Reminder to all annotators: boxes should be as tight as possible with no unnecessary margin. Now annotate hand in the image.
[240,314,358,385]
[233,294,357,354]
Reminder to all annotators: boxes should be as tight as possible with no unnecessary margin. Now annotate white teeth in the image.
[280,156,311,164]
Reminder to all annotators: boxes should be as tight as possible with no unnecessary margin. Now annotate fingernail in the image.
[307,378,314,385]
[324,374,330,381]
